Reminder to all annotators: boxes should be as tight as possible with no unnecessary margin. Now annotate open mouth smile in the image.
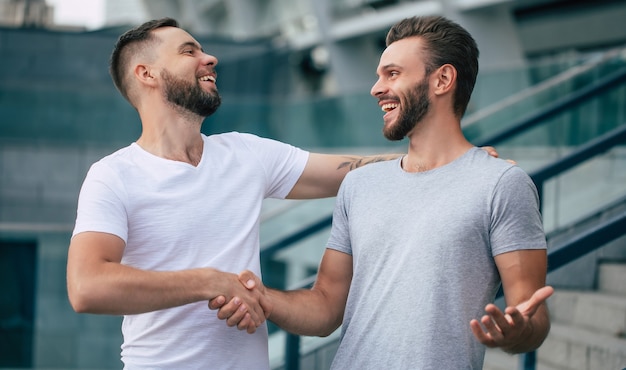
[381,103,398,112]
[199,74,216,83]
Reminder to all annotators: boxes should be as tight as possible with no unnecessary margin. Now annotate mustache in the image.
[377,95,399,103]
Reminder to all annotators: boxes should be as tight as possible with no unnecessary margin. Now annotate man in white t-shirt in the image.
[66,18,404,370]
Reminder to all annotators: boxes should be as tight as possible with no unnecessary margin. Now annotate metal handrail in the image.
[462,46,626,128]
[261,215,332,260]
[532,124,626,208]
[473,66,626,147]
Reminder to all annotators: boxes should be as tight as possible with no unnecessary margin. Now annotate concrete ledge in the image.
[549,290,626,336]
[538,323,626,370]
[599,262,626,295]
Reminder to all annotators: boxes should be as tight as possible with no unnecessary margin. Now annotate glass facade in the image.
[1,25,625,368]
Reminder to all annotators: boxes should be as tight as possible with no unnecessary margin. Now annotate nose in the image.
[203,53,218,67]
[370,77,384,97]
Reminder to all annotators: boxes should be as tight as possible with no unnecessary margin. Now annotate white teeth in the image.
[381,103,398,112]
[199,75,216,82]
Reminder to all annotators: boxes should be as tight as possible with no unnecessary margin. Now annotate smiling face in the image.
[371,37,433,141]
[152,27,221,117]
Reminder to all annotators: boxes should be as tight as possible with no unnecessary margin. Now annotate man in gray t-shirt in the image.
[214,15,553,369]
[324,148,546,369]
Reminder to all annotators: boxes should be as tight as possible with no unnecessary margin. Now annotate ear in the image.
[432,64,456,96]
[134,64,158,88]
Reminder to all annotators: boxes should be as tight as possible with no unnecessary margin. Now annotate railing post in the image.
[285,333,300,370]
[519,351,536,370]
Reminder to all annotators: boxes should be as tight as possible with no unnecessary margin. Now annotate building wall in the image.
[1,4,626,365]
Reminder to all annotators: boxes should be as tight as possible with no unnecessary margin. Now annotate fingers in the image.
[483,303,515,339]
[238,270,259,290]
[524,286,554,314]
[217,296,262,334]
[478,145,520,164]
[481,146,498,158]
[247,295,267,326]
[237,313,258,334]
[208,295,226,310]
[470,318,496,347]
[217,297,244,321]
[483,303,511,332]
[238,270,269,326]
[214,271,269,333]
[237,270,269,320]
[226,299,253,329]
[471,303,521,346]
[511,285,554,318]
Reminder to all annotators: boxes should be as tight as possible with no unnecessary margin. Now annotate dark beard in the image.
[162,70,221,117]
[383,78,430,141]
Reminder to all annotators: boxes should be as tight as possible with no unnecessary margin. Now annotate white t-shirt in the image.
[73,132,309,370]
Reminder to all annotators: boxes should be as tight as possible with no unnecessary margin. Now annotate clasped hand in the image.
[209,270,271,334]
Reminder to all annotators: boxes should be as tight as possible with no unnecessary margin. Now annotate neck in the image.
[402,116,472,173]
[136,104,206,166]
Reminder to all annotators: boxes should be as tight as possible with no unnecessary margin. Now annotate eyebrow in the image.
[381,63,402,71]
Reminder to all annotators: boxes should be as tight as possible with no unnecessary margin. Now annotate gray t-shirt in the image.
[327,147,546,370]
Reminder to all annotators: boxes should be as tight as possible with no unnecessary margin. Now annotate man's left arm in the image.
[470,248,553,353]
[286,153,399,199]
[287,146,501,199]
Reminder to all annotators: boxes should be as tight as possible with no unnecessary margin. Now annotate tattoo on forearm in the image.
[337,155,400,171]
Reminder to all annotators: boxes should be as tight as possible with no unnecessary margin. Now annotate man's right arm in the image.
[212,248,353,337]
[287,147,503,200]
[67,231,267,330]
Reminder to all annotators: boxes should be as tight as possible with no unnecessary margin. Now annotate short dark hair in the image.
[109,18,179,103]
[386,16,479,118]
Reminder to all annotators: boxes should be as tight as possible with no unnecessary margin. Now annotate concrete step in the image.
[484,286,626,370]
[484,321,626,370]
[599,262,626,295]
[537,322,626,370]
[548,290,626,337]
[483,348,562,370]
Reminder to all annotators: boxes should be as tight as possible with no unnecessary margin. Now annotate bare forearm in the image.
[68,263,226,315]
[337,153,402,171]
[287,153,403,199]
[267,287,342,337]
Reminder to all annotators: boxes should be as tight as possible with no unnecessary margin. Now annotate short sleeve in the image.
[237,133,309,199]
[490,166,547,256]
[72,162,129,242]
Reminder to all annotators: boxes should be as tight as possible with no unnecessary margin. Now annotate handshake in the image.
[208,270,271,334]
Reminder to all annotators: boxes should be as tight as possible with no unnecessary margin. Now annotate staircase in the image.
[484,261,626,370]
